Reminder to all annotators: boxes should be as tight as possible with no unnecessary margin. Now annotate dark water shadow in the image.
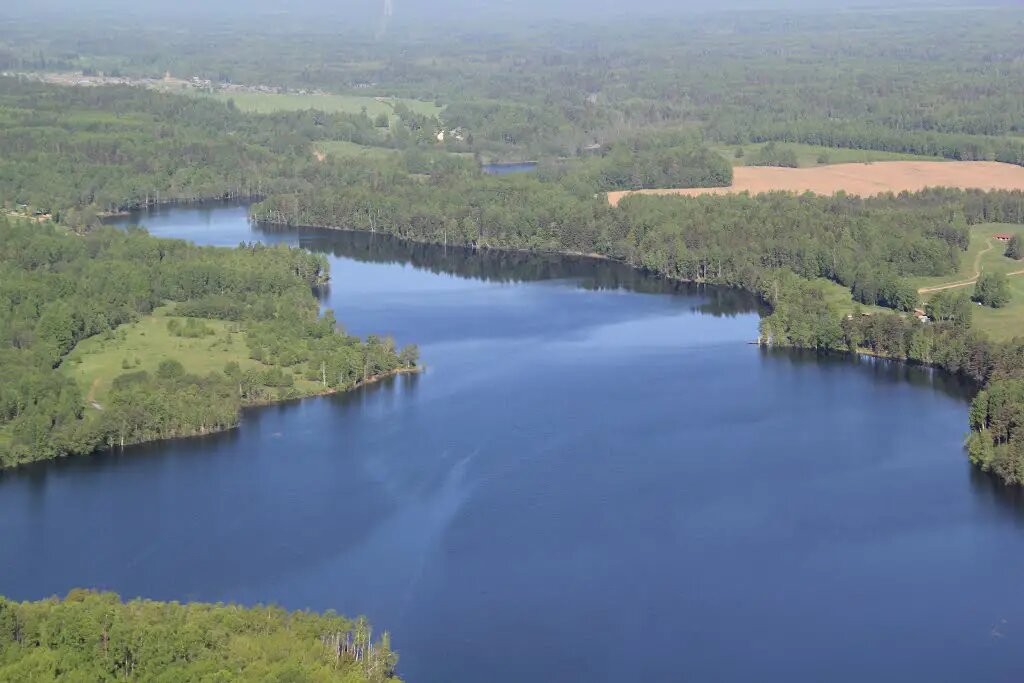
[257,223,768,318]
[968,466,1024,528]
[760,347,976,402]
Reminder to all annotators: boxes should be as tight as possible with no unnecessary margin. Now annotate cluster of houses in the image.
[436,128,468,143]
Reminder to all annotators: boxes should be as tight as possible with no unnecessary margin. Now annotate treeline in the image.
[747,142,799,169]
[0,218,416,467]
[541,132,732,191]
[11,8,1024,162]
[254,166,1024,312]
[0,590,399,681]
[726,120,1024,167]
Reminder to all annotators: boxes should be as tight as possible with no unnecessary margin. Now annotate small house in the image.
[995,233,1013,242]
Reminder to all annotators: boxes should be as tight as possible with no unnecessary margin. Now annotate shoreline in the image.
[255,215,986,389]
[122,365,423,445]
[1,366,422,472]
[242,365,422,408]
[99,194,263,220]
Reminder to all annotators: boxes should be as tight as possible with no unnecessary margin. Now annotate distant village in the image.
[0,70,336,98]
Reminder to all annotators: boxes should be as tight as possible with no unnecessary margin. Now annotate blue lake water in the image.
[481,162,538,175]
[3,202,1024,682]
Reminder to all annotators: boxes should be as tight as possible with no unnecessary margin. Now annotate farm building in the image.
[995,233,1013,242]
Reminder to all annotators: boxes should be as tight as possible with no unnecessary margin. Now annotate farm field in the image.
[913,224,1024,341]
[62,307,321,407]
[208,91,443,119]
[712,142,945,168]
[607,161,1024,206]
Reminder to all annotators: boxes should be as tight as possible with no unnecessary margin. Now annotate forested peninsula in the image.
[0,590,399,681]
[0,217,418,468]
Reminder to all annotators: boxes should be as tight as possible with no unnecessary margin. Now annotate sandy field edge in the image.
[607,161,1024,206]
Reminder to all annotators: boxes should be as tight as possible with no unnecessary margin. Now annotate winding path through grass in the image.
[917,238,1024,294]
[918,239,994,293]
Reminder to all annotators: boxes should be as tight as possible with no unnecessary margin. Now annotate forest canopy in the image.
[0,590,399,682]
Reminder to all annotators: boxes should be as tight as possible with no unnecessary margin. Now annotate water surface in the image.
[3,202,1023,683]
[481,162,538,175]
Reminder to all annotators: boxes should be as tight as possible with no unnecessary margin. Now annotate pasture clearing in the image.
[62,307,320,406]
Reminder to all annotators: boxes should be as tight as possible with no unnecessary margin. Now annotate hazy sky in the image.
[5,0,1012,40]
[15,0,1005,19]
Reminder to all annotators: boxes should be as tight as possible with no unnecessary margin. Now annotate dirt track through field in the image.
[607,161,1024,206]
[918,238,1024,294]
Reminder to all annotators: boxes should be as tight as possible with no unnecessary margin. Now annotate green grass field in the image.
[315,140,400,161]
[62,307,321,406]
[911,223,1024,340]
[714,142,947,168]
[971,275,1024,341]
[816,278,891,316]
[208,91,443,119]
[910,224,1024,291]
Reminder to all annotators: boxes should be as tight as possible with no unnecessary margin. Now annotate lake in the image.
[3,202,1024,682]
[482,162,538,175]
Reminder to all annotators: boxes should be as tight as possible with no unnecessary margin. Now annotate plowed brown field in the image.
[606,161,1024,206]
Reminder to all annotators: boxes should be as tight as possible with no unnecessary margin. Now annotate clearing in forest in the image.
[607,161,1024,206]
[914,224,1024,341]
[62,307,322,407]
[208,92,443,119]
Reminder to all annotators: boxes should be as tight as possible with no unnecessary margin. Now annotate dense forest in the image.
[0,217,417,467]
[0,79,733,227]
[3,8,1022,162]
[0,590,399,681]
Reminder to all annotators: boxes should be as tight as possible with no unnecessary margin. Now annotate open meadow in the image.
[208,91,443,119]
[62,307,321,407]
[314,140,400,161]
[913,224,1024,340]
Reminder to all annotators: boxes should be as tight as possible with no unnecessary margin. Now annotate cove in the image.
[3,202,1024,682]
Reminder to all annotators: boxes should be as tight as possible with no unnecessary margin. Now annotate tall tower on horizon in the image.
[384,0,393,17]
